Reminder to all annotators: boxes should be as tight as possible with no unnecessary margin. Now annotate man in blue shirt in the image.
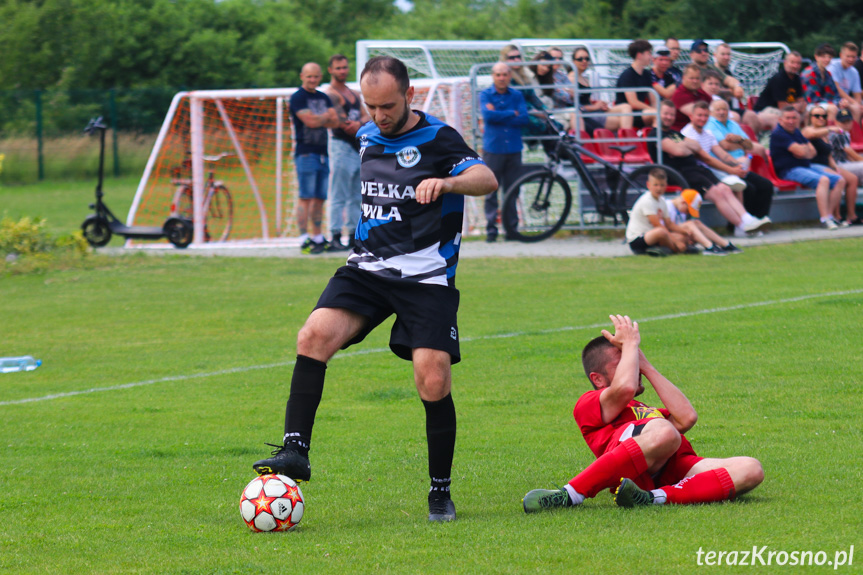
[480,62,529,241]
[827,42,863,122]
[769,106,844,229]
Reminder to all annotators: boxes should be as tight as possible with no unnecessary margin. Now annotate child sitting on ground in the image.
[625,167,692,256]
[666,189,743,255]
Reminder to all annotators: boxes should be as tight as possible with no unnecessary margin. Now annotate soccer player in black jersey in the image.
[253,56,498,522]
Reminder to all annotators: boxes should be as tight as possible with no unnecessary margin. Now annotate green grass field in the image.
[1,236,862,574]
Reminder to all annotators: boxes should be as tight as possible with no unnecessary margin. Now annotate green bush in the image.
[0,215,89,274]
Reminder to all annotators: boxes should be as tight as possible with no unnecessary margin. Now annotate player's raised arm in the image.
[414,164,498,204]
[597,314,641,424]
[638,349,698,433]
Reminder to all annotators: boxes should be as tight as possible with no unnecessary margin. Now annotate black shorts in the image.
[315,265,461,364]
[679,165,720,195]
[629,236,649,254]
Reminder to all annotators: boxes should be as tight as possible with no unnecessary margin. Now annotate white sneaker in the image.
[742,216,771,233]
[821,218,839,230]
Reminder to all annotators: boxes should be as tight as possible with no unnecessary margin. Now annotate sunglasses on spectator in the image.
[811,113,827,119]
[573,57,590,62]
[507,54,522,60]
[693,47,708,54]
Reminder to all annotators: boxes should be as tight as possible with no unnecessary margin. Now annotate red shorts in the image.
[608,421,703,491]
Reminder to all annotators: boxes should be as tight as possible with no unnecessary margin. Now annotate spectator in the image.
[701,70,727,105]
[499,45,546,113]
[801,43,843,122]
[681,101,748,196]
[665,37,684,84]
[688,100,774,220]
[690,40,746,103]
[651,48,677,100]
[647,99,771,237]
[754,52,806,131]
[569,46,633,134]
[290,62,339,254]
[671,64,712,131]
[500,46,557,154]
[480,62,529,242]
[712,43,762,135]
[827,42,863,122]
[530,51,559,109]
[829,109,863,224]
[769,106,844,229]
[615,39,657,129]
[802,105,859,225]
[325,54,368,251]
[546,46,576,109]
[624,167,690,256]
[706,97,768,163]
[666,189,743,254]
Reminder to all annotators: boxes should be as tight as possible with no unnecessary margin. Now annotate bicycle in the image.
[170,153,235,243]
[501,115,688,242]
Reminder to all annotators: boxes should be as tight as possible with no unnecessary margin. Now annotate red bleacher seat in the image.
[591,128,623,163]
[740,123,758,142]
[750,154,799,192]
[747,95,758,111]
[847,119,863,152]
[577,130,597,164]
[616,128,652,163]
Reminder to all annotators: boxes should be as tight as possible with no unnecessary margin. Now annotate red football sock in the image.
[664,468,736,504]
[568,438,648,499]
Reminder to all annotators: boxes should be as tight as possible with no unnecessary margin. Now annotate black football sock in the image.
[283,354,327,455]
[423,393,456,498]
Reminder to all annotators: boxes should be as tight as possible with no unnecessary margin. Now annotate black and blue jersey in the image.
[348,111,484,288]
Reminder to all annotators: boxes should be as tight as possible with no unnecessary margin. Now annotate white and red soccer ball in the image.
[239,474,304,532]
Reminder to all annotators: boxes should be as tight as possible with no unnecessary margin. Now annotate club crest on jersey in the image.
[396,146,421,168]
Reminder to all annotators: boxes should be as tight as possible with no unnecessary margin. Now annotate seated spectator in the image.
[531,51,558,109]
[701,70,732,109]
[686,100,774,219]
[801,43,844,122]
[500,45,554,154]
[671,64,712,131]
[569,46,633,134]
[712,42,762,136]
[827,42,863,122]
[689,40,746,103]
[651,48,677,100]
[802,106,859,225]
[830,109,863,224]
[500,45,545,112]
[625,167,690,256]
[615,39,657,129]
[665,37,684,84]
[666,189,743,254]
[647,99,771,237]
[547,46,576,109]
[769,106,844,229]
[682,101,747,194]
[754,52,806,131]
[705,99,773,219]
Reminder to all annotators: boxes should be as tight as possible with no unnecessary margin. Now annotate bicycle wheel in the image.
[501,170,572,242]
[616,165,689,223]
[203,185,234,242]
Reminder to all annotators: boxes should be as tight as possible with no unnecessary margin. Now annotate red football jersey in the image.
[574,389,670,458]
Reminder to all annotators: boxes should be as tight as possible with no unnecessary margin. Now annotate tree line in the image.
[0,0,860,133]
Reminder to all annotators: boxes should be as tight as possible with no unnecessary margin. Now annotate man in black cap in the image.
[651,48,677,100]
[690,40,746,106]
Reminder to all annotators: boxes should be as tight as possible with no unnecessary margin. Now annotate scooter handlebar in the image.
[84,116,108,134]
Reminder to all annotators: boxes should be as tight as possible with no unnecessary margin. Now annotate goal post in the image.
[129,79,481,247]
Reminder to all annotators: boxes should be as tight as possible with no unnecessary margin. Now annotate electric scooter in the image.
[81,117,192,248]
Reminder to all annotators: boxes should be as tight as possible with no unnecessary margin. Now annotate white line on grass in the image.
[3,288,861,407]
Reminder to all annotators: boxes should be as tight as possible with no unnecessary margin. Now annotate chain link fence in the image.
[0,88,177,184]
